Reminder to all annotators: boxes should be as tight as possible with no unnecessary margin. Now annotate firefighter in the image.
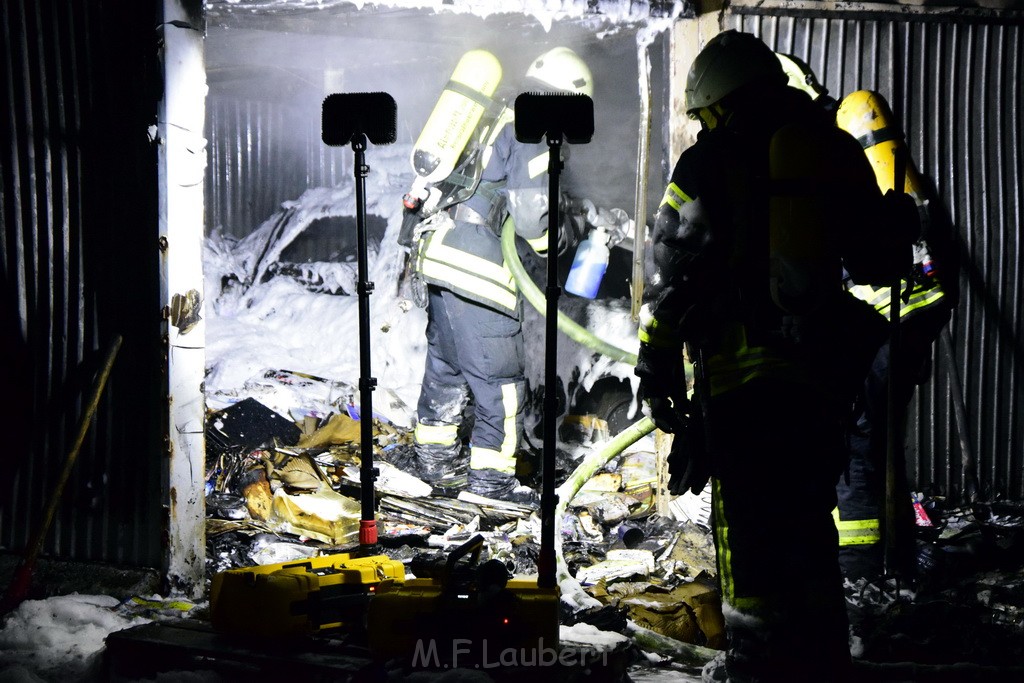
[779,54,957,636]
[833,90,956,637]
[397,47,593,504]
[838,264,951,588]
[636,31,914,681]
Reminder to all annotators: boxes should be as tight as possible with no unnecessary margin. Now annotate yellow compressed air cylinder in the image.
[768,122,840,315]
[412,49,503,183]
[835,90,924,200]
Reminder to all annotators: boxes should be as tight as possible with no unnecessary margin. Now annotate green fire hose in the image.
[500,218,638,366]
[501,218,713,667]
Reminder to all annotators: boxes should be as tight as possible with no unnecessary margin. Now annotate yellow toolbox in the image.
[366,536,559,665]
[210,552,405,638]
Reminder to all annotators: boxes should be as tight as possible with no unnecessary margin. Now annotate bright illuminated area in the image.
[3,1,1024,681]
[200,0,670,422]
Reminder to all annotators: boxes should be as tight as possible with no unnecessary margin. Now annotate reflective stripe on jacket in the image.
[847,279,945,321]
[416,217,519,314]
[702,322,815,396]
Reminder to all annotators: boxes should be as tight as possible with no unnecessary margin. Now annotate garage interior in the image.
[1,0,1023,680]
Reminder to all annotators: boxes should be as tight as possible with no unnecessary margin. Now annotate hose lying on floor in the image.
[504,217,712,665]
[553,415,655,612]
[552,414,717,667]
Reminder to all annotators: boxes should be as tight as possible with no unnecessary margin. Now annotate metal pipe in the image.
[884,145,906,578]
[2,335,123,613]
[939,329,977,502]
[631,41,652,323]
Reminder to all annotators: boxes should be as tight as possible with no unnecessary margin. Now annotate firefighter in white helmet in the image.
[395,46,592,504]
[525,46,593,96]
[635,30,915,681]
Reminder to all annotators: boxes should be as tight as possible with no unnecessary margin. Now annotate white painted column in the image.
[158,0,207,598]
[668,16,718,162]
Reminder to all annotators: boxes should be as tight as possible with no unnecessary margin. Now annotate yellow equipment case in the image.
[367,535,559,666]
[210,552,405,638]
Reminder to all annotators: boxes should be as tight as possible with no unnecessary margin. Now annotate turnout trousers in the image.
[415,285,526,475]
[836,296,949,583]
[836,340,920,582]
[709,378,853,682]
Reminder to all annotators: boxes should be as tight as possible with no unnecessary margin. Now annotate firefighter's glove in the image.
[882,190,923,243]
[635,342,688,434]
[398,209,421,249]
[667,411,711,496]
[642,395,687,435]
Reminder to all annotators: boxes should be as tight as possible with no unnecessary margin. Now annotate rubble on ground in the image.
[846,497,1024,668]
[201,371,1024,676]
[202,371,723,674]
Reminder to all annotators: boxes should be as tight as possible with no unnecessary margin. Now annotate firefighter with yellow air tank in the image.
[777,51,956,648]
[393,47,593,504]
[636,30,919,681]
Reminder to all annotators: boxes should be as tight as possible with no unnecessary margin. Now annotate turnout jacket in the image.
[415,121,553,316]
[638,86,911,402]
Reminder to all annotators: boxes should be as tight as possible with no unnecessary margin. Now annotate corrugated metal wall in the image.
[727,6,1024,503]
[206,98,345,239]
[1,0,165,570]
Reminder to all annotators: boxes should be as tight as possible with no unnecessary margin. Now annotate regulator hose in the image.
[501,219,638,366]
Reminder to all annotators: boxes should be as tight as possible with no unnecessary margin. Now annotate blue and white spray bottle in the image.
[565,224,610,299]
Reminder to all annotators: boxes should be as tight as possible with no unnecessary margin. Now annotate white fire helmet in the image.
[526,47,594,97]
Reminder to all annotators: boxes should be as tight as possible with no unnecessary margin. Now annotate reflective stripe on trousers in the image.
[414,422,459,447]
[468,382,520,474]
[832,507,881,546]
[416,286,525,475]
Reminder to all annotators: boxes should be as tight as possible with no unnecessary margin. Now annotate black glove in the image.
[667,410,711,496]
[877,190,919,279]
[882,190,923,245]
[641,392,687,434]
[635,342,688,434]
[398,208,421,249]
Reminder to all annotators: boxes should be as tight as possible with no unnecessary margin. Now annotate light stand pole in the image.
[322,92,397,555]
[351,132,378,553]
[514,92,593,589]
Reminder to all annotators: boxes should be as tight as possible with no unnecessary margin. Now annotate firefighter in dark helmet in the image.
[396,47,593,504]
[635,30,915,681]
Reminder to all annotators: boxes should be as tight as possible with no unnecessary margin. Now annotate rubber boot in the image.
[467,467,538,506]
[390,441,466,487]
